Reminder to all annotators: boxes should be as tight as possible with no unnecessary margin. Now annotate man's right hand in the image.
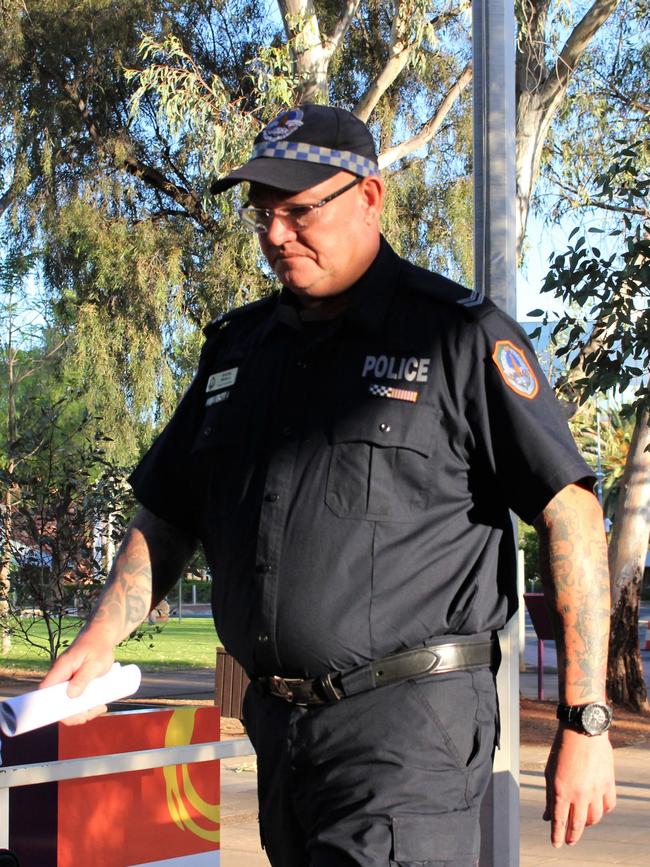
[39,635,116,725]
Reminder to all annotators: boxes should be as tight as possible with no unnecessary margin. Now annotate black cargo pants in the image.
[242,667,498,867]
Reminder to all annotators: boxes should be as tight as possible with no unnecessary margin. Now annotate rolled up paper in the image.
[0,663,142,737]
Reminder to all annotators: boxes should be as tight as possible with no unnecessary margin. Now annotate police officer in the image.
[42,104,616,866]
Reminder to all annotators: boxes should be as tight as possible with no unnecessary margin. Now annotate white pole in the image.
[518,548,526,670]
[0,786,8,849]
[473,0,520,864]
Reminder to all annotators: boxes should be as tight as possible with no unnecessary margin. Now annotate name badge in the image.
[206,367,238,392]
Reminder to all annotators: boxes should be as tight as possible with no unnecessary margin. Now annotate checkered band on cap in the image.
[251,140,378,177]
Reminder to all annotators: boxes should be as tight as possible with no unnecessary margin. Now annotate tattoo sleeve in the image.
[534,484,611,703]
[82,508,197,646]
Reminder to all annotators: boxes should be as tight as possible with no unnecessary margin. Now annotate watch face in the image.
[581,703,612,735]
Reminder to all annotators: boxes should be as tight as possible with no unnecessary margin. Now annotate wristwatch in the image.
[556,701,613,736]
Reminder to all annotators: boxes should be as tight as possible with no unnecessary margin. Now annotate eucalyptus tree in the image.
[1,0,631,397]
[1,0,644,688]
[540,139,649,709]
[0,244,39,651]
[0,0,276,454]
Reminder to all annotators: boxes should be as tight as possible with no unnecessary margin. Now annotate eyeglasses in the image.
[238,176,363,234]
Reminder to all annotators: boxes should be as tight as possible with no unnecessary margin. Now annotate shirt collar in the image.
[262,235,401,341]
[342,235,400,335]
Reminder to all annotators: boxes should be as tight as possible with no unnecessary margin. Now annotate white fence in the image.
[0,736,254,851]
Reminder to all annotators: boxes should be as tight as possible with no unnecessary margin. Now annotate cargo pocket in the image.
[390,811,480,866]
[325,400,441,521]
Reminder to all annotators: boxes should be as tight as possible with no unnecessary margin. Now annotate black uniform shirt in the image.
[129,238,594,677]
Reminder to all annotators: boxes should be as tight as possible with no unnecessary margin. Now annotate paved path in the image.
[219,739,650,866]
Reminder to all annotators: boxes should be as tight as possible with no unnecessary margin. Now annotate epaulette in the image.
[404,260,495,318]
[202,292,279,337]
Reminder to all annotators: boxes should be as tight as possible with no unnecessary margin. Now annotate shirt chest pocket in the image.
[325,400,441,521]
[189,398,254,515]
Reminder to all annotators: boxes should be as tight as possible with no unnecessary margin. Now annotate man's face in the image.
[248,172,384,306]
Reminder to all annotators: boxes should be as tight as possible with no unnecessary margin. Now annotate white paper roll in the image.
[0,663,142,737]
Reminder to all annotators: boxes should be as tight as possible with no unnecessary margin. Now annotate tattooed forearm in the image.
[81,508,197,645]
[534,484,610,703]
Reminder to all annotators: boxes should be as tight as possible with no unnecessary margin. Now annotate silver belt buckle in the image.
[320,671,343,701]
[269,675,295,701]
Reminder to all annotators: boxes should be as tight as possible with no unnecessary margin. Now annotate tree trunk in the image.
[278,0,330,102]
[1,320,17,654]
[0,512,11,654]
[514,0,622,262]
[607,406,650,710]
[0,475,13,651]
[515,89,562,260]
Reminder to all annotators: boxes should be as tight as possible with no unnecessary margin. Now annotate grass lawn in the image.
[1,617,221,674]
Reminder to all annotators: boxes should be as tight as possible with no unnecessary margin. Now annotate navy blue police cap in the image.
[210,104,379,194]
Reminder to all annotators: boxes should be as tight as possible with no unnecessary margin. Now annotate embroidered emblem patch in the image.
[492,340,539,399]
[205,391,230,407]
[369,384,418,403]
[206,368,238,392]
[262,108,304,142]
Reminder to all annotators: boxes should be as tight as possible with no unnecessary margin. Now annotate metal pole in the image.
[473,0,520,864]
[518,548,526,670]
[0,786,8,849]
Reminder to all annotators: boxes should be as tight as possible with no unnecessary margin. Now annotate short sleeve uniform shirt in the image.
[129,238,594,678]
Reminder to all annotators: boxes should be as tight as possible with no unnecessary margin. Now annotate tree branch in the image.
[540,0,621,107]
[355,0,425,124]
[43,63,222,234]
[597,74,650,116]
[548,173,650,219]
[377,64,472,168]
[324,0,361,56]
[132,209,190,225]
[355,1,471,123]
[0,146,24,220]
[15,337,70,385]
[0,179,17,220]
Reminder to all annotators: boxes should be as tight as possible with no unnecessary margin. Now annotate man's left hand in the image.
[544,725,616,847]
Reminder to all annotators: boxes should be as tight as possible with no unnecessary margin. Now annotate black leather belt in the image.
[258,637,497,707]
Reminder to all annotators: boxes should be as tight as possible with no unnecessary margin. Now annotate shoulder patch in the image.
[203,292,278,336]
[492,340,539,399]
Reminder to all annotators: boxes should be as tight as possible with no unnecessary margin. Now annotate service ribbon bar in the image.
[369,384,418,403]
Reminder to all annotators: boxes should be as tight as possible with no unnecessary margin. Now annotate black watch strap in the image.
[556,702,613,736]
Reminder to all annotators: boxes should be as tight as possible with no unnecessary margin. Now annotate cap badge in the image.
[492,340,539,399]
[262,108,304,142]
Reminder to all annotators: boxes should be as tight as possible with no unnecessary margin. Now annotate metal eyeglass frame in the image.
[238,176,363,234]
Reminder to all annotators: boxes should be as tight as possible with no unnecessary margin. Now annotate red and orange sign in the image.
[56,706,221,867]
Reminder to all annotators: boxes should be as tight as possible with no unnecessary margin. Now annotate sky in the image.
[517,213,568,322]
